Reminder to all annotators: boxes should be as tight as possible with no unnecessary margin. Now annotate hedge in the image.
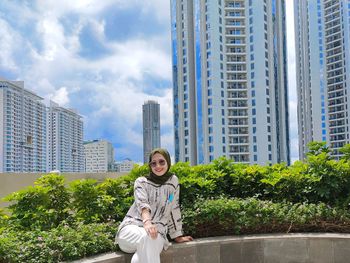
[1,142,350,261]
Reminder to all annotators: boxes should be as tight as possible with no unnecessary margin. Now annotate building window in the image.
[26,135,33,145]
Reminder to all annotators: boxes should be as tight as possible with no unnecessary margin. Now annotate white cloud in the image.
[51,87,70,106]
[35,0,120,17]
[141,0,171,23]
[88,38,172,81]
[0,19,19,71]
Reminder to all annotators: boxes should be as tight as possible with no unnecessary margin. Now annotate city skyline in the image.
[0,0,298,163]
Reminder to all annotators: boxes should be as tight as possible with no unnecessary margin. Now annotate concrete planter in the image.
[72,233,350,263]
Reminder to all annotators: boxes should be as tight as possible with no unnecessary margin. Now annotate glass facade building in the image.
[142,100,161,163]
[172,0,290,165]
[295,0,350,159]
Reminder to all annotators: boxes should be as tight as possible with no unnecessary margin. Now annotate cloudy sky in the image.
[0,0,298,163]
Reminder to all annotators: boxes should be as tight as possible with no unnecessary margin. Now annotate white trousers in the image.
[117,225,165,263]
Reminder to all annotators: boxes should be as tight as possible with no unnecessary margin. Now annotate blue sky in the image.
[0,0,298,163]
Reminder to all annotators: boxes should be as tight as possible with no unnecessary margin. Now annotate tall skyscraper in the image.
[295,0,350,159]
[171,0,290,165]
[84,139,114,173]
[142,100,161,163]
[0,78,47,172]
[47,101,84,172]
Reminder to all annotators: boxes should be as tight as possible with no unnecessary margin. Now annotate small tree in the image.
[4,174,70,230]
[340,144,350,161]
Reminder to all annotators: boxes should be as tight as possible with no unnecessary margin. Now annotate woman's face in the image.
[150,153,168,176]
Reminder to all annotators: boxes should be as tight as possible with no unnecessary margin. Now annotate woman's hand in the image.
[144,221,158,239]
[174,236,194,243]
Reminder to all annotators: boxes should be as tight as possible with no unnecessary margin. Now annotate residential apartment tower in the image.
[171,0,290,164]
[47,101,84,172]
[0,79,47,172]
[295,0,350,159]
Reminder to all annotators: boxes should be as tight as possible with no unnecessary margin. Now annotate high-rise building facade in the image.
[84,139,114,172]
[142,100,161,163]
[0,79,47,172]
[47,101,84,172]
[114,158,135,172]
[171,0,290,165]
[295,0,350,159]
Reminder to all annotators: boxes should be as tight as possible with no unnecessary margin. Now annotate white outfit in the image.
[118,225,165,263]
[115,175,183,263]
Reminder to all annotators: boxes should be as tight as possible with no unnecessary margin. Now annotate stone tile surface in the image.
[309,238,333,263]
[172,245,196,263]
[334,239,350,263]
[241,240,264,263]
[220,241,242,263]
[196,243,220,263]
[264,238,309,263]
[161,247,174,263]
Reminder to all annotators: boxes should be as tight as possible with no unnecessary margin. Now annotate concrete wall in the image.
[0,172,127,208]
[73,233,350,263]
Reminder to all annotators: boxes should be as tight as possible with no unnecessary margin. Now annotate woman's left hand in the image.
[174,236,194,243]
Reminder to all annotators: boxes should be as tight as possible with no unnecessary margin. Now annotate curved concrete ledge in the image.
[72,233,350,263]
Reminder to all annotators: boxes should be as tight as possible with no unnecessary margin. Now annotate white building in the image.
[294,0,350,159]
[171,0,290,165]
[84,139,114,172]
[114,158,135,173]
[143,100,161,163]
[0,79,47,172]
[47,101,84,172]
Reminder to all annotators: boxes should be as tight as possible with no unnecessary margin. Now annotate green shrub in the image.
[69,179,114,223]
[182,198,350,238]
[2,142,350,261]
[0,222,118,263]
[4,174,70,230]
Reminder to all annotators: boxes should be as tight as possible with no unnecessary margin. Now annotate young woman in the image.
[116,148,193,263]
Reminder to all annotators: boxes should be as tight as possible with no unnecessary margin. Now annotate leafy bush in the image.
[2,142,350,261]
[69,179,114,223]
[0,222,118,263]
[4,174,70,230]
[182,198,350,238]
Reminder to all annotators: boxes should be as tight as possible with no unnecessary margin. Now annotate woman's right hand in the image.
[144,221,158,239]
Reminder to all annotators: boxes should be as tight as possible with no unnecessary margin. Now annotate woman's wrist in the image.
[142,218,152,225]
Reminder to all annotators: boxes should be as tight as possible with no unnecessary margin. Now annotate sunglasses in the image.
[149,159,167,168]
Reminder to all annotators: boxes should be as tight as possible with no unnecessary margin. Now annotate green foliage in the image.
[2,142,350,261]
[182,198,350,238]
[340,144,350,161]
[70,179,114,223]
[0,222,117,263]
[4,174,70,230]
[306,141,331,157]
